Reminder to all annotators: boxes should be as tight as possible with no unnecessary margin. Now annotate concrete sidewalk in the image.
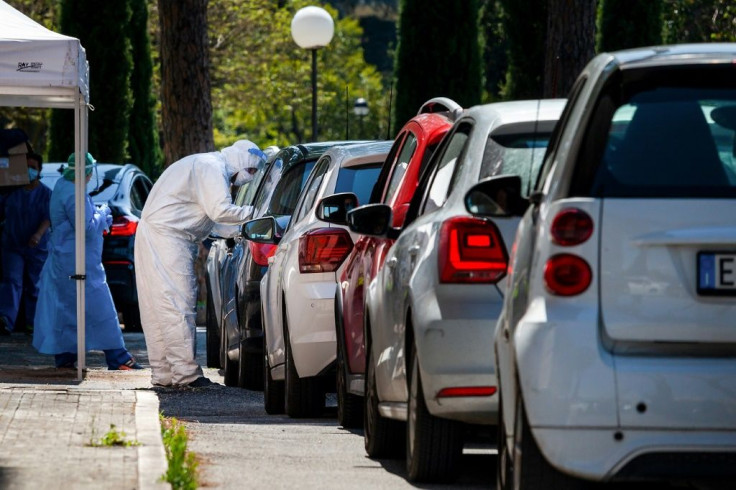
[0,332,169,489]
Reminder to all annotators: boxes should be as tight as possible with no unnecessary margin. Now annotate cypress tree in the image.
[597,0,663,52]
[393,0,482,134]
[48,0,133,163]
[127,0,162,177]
[499,0,547,100]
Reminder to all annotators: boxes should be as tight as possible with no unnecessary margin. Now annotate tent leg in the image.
[75,95,88,381]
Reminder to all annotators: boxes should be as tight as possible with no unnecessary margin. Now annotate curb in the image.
[135,390,171,490]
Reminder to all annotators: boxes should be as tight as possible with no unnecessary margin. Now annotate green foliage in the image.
[479,0,508,102]
[208,0,390,148]
[597,0,663,52]
[161,416,199,490]
[663,0,736,43]
[88,424,140,447]
[498,0,547,100]
[127,0,162,177]
[393,0,482,133]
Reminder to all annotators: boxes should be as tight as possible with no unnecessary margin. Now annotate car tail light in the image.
[249,241,277,267]
[544,253,592,296]
[107,216,138,236]
[437,386,497,398]
[550,208,593,246]
[438,217,508,284]
[299,228,353,273]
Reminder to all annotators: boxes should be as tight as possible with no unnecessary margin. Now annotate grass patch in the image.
[160,415,199,490]
[88,423,140,447]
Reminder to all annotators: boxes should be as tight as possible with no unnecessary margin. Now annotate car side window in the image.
[383,133,417,204]
[252,157,284,217]
[420,123,470,216]
[293,157,330,225]
[129,176,148,217]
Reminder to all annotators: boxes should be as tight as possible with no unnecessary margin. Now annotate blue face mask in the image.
[28,168,39,181]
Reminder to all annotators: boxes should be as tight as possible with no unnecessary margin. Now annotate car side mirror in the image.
[464,175,528,218]
[242,217,280,244]
[315,192,359,225]
[347,204,393,237]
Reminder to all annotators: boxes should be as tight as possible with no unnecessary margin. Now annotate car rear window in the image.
[479,132,552,197]
[572,66,736,198]
[335,164,382,206]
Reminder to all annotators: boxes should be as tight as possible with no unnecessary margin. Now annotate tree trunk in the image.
[157,0,213,166]
[543,0,597,98]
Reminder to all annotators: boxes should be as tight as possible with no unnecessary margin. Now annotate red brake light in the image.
[299,228,353,273]
[438,217,508,284]
[544,253,592,296]
[249,241,277,267]
[550,208,593,246]
[107,216,138,236]
[437,386,497,398]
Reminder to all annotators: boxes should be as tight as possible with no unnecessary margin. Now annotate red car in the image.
[334,98,461,428]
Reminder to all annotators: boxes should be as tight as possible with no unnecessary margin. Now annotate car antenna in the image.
[386,81,393,140]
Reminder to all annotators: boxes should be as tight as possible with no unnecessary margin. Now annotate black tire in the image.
[513,398,587,490]
[223,348,239,386]
[284,316,324,418]
[337,326,363,428]
[205,280,221,369]
[122,303,142,332]
[406,343,463,482]
[497,395,514,490]
[363,335,404,458]
[263,333,285,414]
[238,339,264,391]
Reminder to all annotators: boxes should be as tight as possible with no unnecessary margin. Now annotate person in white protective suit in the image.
[134,140,267,388]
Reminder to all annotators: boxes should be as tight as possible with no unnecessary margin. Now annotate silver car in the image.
[349,99,565,482]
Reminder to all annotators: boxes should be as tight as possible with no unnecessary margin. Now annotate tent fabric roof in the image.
[0,0,89,108]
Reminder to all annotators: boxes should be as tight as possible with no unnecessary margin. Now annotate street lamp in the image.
[353,97,369,138]
[291,6,334,142]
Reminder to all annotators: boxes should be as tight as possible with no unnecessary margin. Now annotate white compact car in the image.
[348,100,565,482]
[245,141,391,418]
[493,44,736,489]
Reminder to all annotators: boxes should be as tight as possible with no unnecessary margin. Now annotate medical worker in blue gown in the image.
[33,152,141,370]
[0,152,51,334]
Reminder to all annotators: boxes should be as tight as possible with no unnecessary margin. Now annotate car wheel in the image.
[406,342,462,482]
[223,347,239,387]
[238,338,263,391]
[122,303,142,332]
[497,394,514,490]
[337,332,363,429]
[363,335,404,458]
[513,398,586,490]
[284,317,324,418]
[263,332,285,414]
[205,280,221,369]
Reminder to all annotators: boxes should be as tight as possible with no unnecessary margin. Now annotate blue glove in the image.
[105,214,113,230]
[97,203,112,217]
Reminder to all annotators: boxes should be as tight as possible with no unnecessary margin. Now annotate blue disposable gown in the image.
[33,178,125,354]
[0,183,51,329]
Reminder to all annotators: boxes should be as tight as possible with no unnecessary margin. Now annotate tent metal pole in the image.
[74,93,86,381]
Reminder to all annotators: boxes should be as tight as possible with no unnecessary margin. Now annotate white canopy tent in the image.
[1,0,90,379]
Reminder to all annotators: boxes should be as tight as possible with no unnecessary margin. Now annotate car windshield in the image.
[479,132,552,197]
[335,165,382,206]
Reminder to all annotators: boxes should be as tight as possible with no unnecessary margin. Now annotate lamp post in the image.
[353,97,369,139]
[291,6,334,142]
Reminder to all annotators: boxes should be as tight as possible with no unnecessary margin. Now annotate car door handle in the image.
[408,245,420,256]
[387,257,397,268]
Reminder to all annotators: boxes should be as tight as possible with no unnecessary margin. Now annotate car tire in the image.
[122,303,142,332]
[512,397,586,490]
[205,280,221,369]
[497,396,514,490]
[406,342,462,482]
[363,335,404,459]
[284,317,324,418]
[263,333,285,414]
[337,331,363,429]
[238,339,264,391]
[223,348,239,387]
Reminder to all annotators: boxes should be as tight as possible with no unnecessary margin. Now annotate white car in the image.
[348,100,565,482]
[245,141,392,417]
[493,44,736,489]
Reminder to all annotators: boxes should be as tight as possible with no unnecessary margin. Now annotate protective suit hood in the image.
[220,140,266,181]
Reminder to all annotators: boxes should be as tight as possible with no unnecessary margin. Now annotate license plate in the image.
[698,252,736,296]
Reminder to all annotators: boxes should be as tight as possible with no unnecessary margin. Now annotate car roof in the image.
[462,99,568,134]
[320,140,393,169]
[609,43,736,68]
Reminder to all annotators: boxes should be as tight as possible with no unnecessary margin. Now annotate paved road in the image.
[152,328,496,489]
